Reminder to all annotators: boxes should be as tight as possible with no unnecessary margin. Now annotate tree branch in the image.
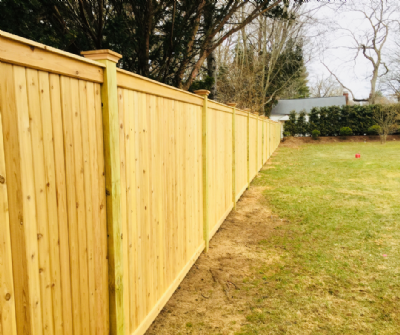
[322,62,368,101]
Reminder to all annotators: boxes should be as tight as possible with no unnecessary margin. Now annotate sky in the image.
[303,0,399,99]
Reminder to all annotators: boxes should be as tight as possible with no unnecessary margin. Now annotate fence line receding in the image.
[0,30,282,335]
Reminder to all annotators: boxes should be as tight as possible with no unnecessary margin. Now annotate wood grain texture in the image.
[0,33,282,335]
[0,31,104,83]
[97,59,125,335]
[14,65,43,335]
[208,107,233,237]
[0,62,33,335]
[117,70,202,106]
[1,64,108,335]
[117,86,204,335]
[0,95,17,335]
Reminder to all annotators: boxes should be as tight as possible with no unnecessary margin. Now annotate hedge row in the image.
[284,105,382,136]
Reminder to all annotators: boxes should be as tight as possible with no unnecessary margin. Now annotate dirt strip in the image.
[146,179,284,335]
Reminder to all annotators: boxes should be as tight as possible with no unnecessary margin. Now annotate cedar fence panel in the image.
[0,31,109,335]
[208,102,233,240]
[0,30,282,335]
[115,70,205,335]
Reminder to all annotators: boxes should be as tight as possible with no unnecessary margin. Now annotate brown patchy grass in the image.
[146,185,285,335]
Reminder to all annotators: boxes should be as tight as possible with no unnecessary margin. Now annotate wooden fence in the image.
[0,30,282,335]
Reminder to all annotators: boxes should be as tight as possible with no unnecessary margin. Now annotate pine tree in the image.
[308,107,320,134]
[296,111,307,136]
[284,111,297,136]
[319,107,330,136]
[327,106,341,135]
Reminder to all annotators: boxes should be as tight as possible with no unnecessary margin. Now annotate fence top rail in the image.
[208,100,233,114]
[235,110,248,117]
[117,68,204,107]
[249,114,259,120]
[0,30,105,83]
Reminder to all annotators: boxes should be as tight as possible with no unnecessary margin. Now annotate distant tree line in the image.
[284,105,400,137]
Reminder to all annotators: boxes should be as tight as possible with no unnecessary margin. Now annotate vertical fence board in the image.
[118,88,129,335]
[94,81,110,335]
[0,62,32,335]
[128,90,140,330]
[38,71,64,335]
[15,65,44,335]
[60,75,82,335]
[49,74,74,335]
[26,68,55,335]
[80,80,96,335]
[0,96,17,335]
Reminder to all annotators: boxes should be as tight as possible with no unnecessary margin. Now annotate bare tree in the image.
[322,0,398,104]
[309,75,343,97]
[380,38,400,102]
[373,104,400,143]
[215,2,315,113]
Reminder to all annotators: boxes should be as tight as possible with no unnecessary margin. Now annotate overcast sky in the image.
[304,0,399,99]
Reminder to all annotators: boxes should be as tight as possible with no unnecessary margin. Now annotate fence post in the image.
[227,103,237,210]
[82,50,124,335]
[262,117,264,165]
[256,114,259,172]
[194,90,211,251]
[244,109,250,188]
[269,120,272,157]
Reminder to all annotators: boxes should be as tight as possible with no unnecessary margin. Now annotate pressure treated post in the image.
[256,114,259,172]
[227,103,237,210]
[261,117,264,165]
[82,49,124,335]
[269,119,272,157]
[195,90,211,251]
[244,109,250,188]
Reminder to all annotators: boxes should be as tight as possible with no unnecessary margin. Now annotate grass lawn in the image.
[242,142,400,334]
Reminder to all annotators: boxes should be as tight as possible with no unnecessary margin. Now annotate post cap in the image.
[227,103,237,107]
[244,108,250,112]
[193,89,210,97]
[81,49,122,63]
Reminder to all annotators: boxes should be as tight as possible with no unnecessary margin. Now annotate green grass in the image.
[238,142,400,334]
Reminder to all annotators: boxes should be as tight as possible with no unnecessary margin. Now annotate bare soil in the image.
[280,135,400,149]
[146,180,284,335]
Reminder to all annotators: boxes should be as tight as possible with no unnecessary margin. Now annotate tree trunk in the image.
[136,1,153,77]
[207,50,217,100]
[370,69,378,104]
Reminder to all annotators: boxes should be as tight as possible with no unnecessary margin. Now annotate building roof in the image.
[270,115,289,122]
[271,96,346,116]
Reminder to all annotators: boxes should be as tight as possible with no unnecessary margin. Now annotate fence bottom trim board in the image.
[235,184,249,203]
[209,203,234,241]
[132,242,205,335]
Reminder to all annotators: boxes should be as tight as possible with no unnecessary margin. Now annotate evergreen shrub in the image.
[311,129,320,139]
[283,111,297,136]
[285,104,381,136]
[340,127,353,136]
[368,125,381,135]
